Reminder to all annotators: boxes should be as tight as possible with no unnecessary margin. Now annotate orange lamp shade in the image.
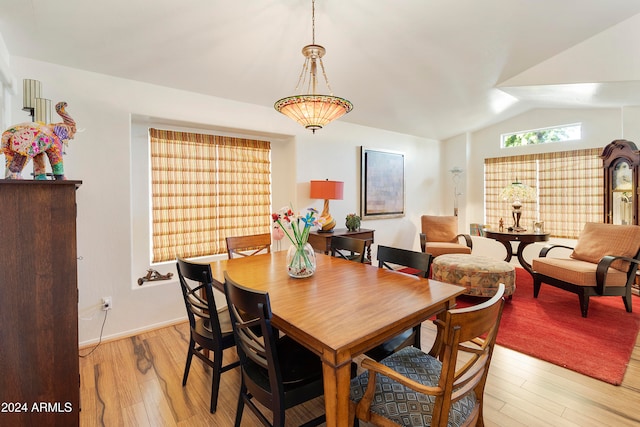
[310,180,344,200]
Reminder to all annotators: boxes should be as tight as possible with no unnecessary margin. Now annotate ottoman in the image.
[431,254,515,297]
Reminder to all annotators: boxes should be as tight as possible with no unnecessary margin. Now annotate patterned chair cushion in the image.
[350,346,477,427]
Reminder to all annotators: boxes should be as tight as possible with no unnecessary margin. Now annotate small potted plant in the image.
[345,213,361,232]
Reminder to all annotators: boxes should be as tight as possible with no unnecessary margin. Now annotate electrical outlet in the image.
[101,297,112,311]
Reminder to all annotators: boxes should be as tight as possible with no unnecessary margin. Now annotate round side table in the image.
[484,230,549,276]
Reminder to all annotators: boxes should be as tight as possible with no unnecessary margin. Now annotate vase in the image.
[286,243,316,278]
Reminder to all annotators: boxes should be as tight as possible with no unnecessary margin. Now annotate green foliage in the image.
[503,125,579,147]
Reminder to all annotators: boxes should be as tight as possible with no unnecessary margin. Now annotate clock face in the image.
[613,161,633,191]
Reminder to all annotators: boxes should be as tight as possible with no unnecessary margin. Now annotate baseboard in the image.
[79,316,187,349]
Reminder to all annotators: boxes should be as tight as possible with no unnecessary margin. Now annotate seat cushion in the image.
[533,257,628,287]
[350,346,476,427]
[425,242,472,258]
[571,223,640,271]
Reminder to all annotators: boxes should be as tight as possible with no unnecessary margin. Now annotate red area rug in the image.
[456,268,640,385]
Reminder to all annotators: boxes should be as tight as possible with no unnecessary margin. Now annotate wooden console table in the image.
[308,228,375,260]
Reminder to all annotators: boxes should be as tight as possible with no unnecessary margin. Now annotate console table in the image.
[484,230,549,276]
[308,228,375,261]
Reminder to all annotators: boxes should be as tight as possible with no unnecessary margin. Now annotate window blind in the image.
[485,147,603,239]
[150,129,271,263]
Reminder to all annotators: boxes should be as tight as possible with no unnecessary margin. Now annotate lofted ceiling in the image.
[1,0,640,140]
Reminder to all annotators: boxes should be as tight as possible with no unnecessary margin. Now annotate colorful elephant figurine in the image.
[2,101,77,180]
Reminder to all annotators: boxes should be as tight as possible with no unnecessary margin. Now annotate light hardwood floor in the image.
[79,319,640,426]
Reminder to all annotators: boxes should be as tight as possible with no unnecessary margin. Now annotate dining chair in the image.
[351,283,505,427]
[223,272,326,427]
[176,258,239,413]
[364,245,434,361]
[225,233,271,258]
[330,235,367,263]
[420,215,473,257]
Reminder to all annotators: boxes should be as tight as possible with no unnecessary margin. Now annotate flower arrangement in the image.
[271,207,319,277]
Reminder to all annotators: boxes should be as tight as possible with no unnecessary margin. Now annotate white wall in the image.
[3,56,440,345]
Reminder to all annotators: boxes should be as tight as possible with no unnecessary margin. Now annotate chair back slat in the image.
[331,236,367,263]
[377,245,433,278]
[176,258,224,340]
[226,233,271,259]
[224,273,283,391]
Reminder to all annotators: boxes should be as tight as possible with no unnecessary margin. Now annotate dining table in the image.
[209,251,466,427]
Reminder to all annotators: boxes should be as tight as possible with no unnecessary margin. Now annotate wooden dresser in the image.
[0,181,81,426]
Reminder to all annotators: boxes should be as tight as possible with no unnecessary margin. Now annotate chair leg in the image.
[533,277,541,298]
[209,348,223,413]
[182,340,195,386]
[414,324,422,350]
[234,384,246,427]
[578,292,589,318]
[623,295,633,313]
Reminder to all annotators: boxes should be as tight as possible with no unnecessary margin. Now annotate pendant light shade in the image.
[274,1,353,133]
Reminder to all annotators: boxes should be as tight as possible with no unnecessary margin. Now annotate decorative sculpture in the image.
[2,102,77,180]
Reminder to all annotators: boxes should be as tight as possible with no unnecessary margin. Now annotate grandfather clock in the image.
[601,140,639,226]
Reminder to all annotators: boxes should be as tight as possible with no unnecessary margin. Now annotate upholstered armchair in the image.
[532,222,640,317]
[420,215,473,257]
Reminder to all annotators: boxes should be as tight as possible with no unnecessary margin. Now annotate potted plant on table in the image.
[345,213,361,232]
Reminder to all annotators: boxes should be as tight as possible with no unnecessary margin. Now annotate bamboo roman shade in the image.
[150,129,271,263]
[485,148,603,239]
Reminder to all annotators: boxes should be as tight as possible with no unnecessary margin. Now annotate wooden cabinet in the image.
[602,139,639,225]
[0,181,81,426]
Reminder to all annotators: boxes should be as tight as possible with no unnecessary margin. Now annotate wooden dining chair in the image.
[330,235,367,263]
[176,258,239,413]
[364,245,434,361]
[351,284,505,427]
[225,233,271,258]
[223,272,326,427]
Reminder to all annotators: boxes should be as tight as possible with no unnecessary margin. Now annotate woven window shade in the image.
[485,155,537,232]
[150,129,271,263]
[537,148,603,238]
[484,147,602,239]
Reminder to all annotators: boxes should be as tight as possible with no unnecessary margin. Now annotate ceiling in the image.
[1,0,640,140]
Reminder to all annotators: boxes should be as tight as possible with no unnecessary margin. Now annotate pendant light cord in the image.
[311,0,316,44]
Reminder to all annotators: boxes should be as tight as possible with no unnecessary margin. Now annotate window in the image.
[149,128,271,263]
[485,148,603,239]
[501,123,581,148]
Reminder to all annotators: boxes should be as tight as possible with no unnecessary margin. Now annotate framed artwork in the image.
[360,147,405,219]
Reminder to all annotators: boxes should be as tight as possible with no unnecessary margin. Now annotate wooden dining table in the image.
[209,251,466,427]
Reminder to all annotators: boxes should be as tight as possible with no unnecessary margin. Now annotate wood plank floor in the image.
[79,320,640,426]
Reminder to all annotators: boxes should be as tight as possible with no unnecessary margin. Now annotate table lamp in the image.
[499,180,536,232]
[310,179,344,233]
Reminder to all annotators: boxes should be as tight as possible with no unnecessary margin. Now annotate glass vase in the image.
[286,243,316,278]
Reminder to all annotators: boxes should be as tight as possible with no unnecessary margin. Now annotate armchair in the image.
[420,215,472,257]
[532,222,640,317]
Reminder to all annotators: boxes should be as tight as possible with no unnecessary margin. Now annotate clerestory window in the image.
[501,123,581,148]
